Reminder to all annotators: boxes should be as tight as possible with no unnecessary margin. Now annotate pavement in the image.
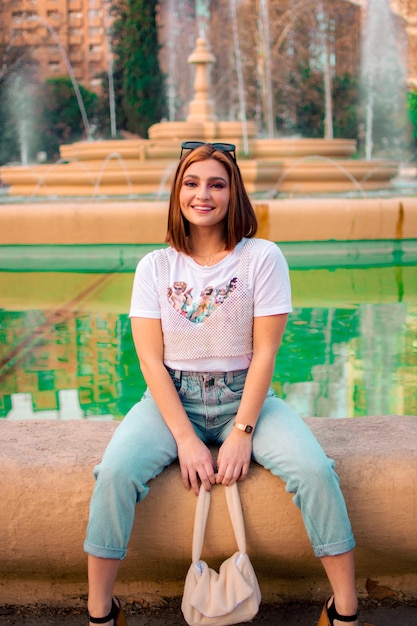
[0,598,416,625]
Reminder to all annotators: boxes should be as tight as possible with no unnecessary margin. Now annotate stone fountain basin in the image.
[1,197,416,245]
[0,159,283,196]
[0,137,398,195]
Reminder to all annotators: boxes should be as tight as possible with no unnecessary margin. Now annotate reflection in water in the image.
[278,302,413,417]
[360,303,407,416]
[1,249,416,420]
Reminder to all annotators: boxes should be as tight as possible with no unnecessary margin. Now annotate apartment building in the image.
[2,0,111,92]
[2,1,417,94]
[402,0,417,86]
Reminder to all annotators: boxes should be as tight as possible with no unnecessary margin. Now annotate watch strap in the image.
[234,422,253,434]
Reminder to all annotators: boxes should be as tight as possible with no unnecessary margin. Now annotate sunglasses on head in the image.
[180,141,237,162]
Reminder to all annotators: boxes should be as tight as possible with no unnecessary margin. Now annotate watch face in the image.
[244,425,253,433]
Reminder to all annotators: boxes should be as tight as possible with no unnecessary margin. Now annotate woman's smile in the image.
[192,204,215,212]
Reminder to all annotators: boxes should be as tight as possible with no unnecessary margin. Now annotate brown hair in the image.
[165,144,258,252]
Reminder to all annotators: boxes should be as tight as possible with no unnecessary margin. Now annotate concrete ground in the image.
[0,598,416,625]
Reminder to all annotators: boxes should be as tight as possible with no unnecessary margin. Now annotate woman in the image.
[84,142,358,626]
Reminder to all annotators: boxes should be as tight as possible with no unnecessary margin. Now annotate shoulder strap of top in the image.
[238,238,256,283]
[155,249,170,296]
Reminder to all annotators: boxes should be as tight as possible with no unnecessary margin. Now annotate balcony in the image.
[46,11,61,24]
[68,14,83,29]
[69,33,83,46]
[18,0,38,11]
[88,16,103,28]
[88,34,105,46]
[89,50,103,63]
[68,0,82,10]
[69,49,83,63]
[47,62,64,76]
[70,64,83,80]
[46,46,61,62]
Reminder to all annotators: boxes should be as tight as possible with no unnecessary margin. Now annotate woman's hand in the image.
[215,429,253,486]
[177,435,216,495]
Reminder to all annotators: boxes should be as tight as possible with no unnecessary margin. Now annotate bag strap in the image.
[192,483,247,562]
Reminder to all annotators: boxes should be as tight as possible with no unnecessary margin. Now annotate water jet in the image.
[0,37,399,197]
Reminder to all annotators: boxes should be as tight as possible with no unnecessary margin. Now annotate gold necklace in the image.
[190,243,226,267]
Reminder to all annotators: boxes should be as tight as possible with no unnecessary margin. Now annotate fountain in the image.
[361,0,411,161]
[27,14,93,142]
[0,35,399,196]
[1,13,94,157]
[5,73,36,166]
[104,0,117,139]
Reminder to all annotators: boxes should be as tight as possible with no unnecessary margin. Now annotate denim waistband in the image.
[165,366,248,384]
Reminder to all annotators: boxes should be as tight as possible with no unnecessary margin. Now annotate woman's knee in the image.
[95,460,132,483]
[286,454,339,496]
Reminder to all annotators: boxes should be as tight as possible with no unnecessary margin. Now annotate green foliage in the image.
[37,77,99,161]
[275,66,358,140]
[276,66,326,138]
[295,67,325,138]
[407,91,417,145]
[112,0,166,137]
[0,105,20,165]
[332,74,359,139]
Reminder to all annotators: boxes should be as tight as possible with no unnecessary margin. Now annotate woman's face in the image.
[179,159,230,230]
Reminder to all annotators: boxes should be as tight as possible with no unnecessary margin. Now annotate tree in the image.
[284,65,325,138]
[407,90,417,150]
[36,77,99,161]
[332,74,359,140]
[207,0,362,139]
[112,0,166,137]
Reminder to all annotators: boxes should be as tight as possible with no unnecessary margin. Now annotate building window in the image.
[12,11,35,24]
[88,9,102,20]
[46,11,60,22]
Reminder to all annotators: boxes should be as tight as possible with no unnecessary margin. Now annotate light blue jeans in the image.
[84,368,355,560]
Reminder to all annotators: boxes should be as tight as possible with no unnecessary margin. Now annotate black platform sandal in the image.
[88,597,127,625]
[317,596,358,625]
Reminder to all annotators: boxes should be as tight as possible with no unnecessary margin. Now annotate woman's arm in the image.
[216,313,288,485]
[131,317,216,494]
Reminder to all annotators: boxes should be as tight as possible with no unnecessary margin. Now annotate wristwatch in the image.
[234,422,253,434]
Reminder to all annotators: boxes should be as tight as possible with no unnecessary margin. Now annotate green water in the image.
[1,241,416,419]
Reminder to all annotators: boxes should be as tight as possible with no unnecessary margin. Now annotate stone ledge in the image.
[0,416,416,605]
[1,197,416,244]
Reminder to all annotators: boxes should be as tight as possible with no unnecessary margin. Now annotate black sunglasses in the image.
[180,141,236,162]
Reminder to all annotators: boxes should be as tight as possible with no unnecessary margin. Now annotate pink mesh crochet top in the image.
[156,239,256,362]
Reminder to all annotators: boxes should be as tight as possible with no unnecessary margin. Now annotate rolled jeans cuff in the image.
[84,539,127,560]
[313,534,356,558]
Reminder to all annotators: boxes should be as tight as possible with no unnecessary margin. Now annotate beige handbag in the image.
[181,482,261,626]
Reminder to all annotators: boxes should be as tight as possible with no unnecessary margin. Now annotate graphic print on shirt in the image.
[167,277,238,323]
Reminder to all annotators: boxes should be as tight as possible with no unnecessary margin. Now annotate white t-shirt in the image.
[129,238,292,371]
